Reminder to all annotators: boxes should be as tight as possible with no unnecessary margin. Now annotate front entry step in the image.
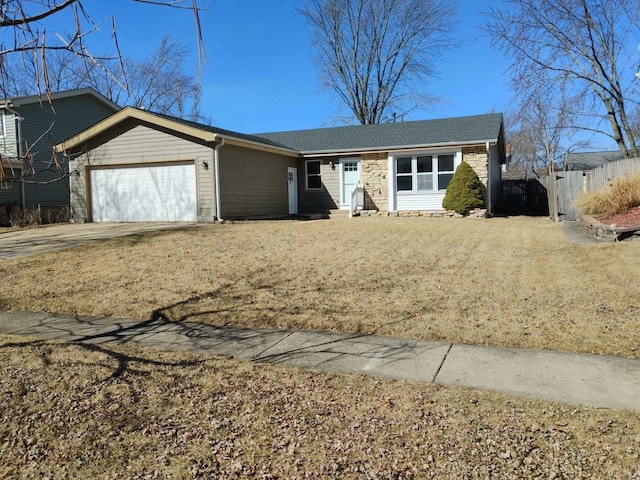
[328,209,350,216]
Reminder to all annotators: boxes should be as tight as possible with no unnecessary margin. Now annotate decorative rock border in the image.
[579,214,640,242]
[382,208,487,218]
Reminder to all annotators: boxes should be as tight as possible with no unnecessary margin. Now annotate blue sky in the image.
[38,0,513,133]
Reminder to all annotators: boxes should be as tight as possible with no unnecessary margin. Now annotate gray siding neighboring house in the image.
[56,108,506,223]
[0,88,119,212]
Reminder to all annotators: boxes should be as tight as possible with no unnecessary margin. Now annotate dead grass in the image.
[1,334,639,479]
[576,172,640,216]
[1,216,639,357]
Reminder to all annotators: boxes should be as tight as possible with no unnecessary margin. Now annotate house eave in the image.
[297,139,499,157]
[55,107,219,153]
[55,107,301,157]
[218,135,300,157]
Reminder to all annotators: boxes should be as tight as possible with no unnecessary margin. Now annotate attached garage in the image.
[55,108,300,223]
[90,163,197,222]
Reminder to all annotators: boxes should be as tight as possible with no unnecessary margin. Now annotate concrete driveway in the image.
[0,222,198,260]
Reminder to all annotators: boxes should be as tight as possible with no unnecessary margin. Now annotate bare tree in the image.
[485,0,640,158]
[3,36,204,120]
[0,1,205,200]
[299,0,457,125]
[0,0,205,98]
[506,83,591,177]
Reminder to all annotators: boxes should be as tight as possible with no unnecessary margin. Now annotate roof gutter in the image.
[297,138,499,157]
[221,135,299,157]
[214,137,225,222]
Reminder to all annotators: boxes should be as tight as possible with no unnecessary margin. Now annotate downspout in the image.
[16,115,25,209]
[214,137,225,221]
[486,141,491,215]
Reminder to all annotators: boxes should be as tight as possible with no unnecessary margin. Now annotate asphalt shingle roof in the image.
[144,109,295,151]
[253,113,504,153]
[565,150,624,171]
[142,109,503,154]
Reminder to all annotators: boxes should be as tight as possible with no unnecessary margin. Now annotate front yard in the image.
[2,335,639,478]
[1,216,639,357]
[2,216,640,477]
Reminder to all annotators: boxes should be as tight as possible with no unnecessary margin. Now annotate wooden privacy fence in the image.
[543,157,640,221]
[540,171,585,221]
[587,157,640,191]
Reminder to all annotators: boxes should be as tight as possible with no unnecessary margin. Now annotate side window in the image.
[416,155,433,191]
[306,160,322,190]
[437,154,456,191]
[395,156,413,191]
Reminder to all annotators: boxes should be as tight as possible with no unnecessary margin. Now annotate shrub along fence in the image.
[541,157,640,221]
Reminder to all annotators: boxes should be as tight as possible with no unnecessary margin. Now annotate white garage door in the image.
[91,163,197,222]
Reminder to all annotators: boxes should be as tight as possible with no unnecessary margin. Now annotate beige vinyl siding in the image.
[297,157,340,212]
[69,122,214,223]
[18,94,117,209]
[218,144,297,218]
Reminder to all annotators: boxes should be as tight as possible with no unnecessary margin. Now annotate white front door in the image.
[288,167,298,214]
[339,158,361,208]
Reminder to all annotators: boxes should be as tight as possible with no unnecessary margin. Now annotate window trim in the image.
[305,159,322,190]
[394,150,461,194]
[0,111,6,138]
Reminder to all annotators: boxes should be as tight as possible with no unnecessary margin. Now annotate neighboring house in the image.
[55,108,505,223]
[0,88,119,213]
[564,150,624,171]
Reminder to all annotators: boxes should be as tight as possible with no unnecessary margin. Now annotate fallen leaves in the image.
[1,336,639,478]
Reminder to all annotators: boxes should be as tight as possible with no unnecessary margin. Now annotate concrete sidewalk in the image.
[1,310,638,410]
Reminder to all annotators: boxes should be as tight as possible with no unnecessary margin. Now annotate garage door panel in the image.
[91,164,197,222]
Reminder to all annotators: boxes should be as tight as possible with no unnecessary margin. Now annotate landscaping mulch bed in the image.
[594,206,640,228]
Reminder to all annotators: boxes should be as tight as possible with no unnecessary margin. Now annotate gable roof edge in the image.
[55,107,217,152]
[55,107,300,157]
[9,87,119,111]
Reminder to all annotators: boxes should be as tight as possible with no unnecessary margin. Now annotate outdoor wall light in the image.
[329,160,335,170]
[202,160,209,170]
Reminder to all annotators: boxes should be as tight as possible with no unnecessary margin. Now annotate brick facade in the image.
[357,145,490,213]
[462,146,488,185]
[361,152,389,211]
[462,145,489,205]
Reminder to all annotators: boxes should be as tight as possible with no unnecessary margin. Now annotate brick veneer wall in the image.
[462,145,489,206]
[360,146,490,213]
[361,152,389,211]
[462,146,488,185]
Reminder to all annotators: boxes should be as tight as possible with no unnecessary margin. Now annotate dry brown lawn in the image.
[2,334,639,479]
[1,216,639,357]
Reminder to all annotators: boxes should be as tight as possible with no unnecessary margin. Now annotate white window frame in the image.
[0,111,6,138]
[394,150,461,194]
[305,159,322,190]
